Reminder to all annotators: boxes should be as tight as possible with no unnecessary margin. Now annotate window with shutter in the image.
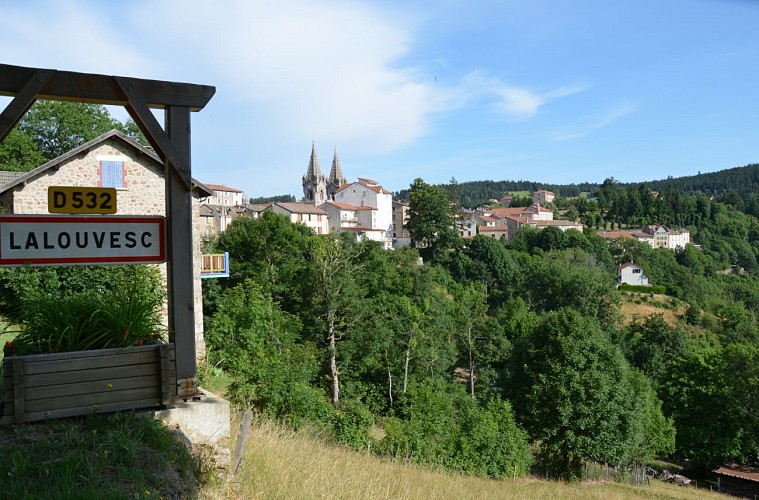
[99,159,126,188]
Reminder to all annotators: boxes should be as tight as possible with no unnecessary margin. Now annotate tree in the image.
[17,101,123,160]
[452,282,489,397]
[625,314,687,384]
[405,178,458,260]
[309,235,367,407]
[1,100,146,172]
[0,129,46,171]
[215,211,314,314]
[509,309,643,480]
[204,279,330,425]
[662,345,759,469]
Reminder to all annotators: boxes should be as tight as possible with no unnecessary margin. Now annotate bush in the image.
[332,399,375,450]
[619,284,666,294]
[381,381,532,478]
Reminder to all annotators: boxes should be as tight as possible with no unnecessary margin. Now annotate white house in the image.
[203,183,245,207]
[332,178,393,249]
[458,218,479,238]
[618,262,649,286]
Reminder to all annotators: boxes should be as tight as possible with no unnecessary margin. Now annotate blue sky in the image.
[1,0,757,199]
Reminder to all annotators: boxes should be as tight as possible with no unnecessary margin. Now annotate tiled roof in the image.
[479,226,508,232]
[619,262,641,270]
[335,180,391,195]
[247,203,271,212]
[536,220,582,227]
[205,183,243,193]
[322,201,358,210]
[715,463,759,483]
[0,170,23,187]
[270,202,327,215]
[596,230,637,239]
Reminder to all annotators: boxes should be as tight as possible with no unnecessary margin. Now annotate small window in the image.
[633,268,641,274]
[99,160,126,188]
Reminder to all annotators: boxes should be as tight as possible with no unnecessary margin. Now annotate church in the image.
[302,143,347,205]
[301,144,394,249]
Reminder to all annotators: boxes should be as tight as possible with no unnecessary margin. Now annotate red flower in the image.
[4,341,12,349]
[135,339,144,346]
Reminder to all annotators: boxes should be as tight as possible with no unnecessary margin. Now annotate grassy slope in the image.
[203,418,723,500]
[618,292,687,327]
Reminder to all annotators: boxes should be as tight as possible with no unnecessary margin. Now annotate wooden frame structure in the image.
[0,63,215,398]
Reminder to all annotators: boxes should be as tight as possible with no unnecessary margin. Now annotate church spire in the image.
[329,146,345,185]
[305,141,322,179]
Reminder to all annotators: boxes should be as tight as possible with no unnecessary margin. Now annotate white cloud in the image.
[0,1,157,77]
[459,72,588,120]
[129,0,455,153]
[550,102,637,141]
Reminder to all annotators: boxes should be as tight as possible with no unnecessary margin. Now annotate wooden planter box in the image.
[1,343,176,425]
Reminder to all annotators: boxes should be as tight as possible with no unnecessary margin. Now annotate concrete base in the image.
[154,387,230,445]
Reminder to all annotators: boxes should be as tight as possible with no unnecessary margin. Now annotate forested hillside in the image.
[396,163,759,213]
[192,178,759,482]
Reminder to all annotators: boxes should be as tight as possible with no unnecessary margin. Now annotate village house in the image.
[392,200,411,244]
[533,189,555,204]
[472,203,582,240]
[596,226,690,250]
[265,202,330,235]
[458,218,478,239]
[0,129,211,360]
[203,183,245,207]
[617,262,649,287]
[479,225,509,239]
[197,182,248,236]
[324,178,393,250]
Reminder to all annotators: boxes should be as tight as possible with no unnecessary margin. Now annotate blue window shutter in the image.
[101,161,124,188]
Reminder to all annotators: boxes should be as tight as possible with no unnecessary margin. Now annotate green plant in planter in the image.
[7,284,165,356]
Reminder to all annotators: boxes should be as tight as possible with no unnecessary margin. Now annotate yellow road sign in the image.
[48,186,117,214]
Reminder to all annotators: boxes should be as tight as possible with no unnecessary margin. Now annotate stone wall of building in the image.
[7,137,206,360]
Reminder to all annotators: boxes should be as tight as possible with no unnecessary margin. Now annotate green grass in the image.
[0,412,202,499]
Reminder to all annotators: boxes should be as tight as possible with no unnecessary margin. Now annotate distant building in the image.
[479,225,508,239]
[302,144,347,205]
[597,226,690,250]
[265,202,330,235]
[203,183,245,207]
[392,200,410,238]
[458,218,478,239]
[328,178,393,249]
[618,262,649,286]
[300,146,393,248]
[533,189,555,204]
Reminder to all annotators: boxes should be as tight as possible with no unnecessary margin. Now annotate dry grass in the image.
[618,293,686,327]
[200,418,723,500]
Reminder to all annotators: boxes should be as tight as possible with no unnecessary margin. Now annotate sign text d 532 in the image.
[48,186,117,214]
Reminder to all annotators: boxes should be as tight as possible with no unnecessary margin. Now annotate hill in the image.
[394,162,759,210]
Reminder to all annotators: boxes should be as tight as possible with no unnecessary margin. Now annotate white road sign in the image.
[0,215,165,266]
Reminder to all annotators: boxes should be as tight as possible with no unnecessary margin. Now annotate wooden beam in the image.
[0,69,55,142]
[0,64,214,111]
[116,76,192,190]
[165,104,199,399]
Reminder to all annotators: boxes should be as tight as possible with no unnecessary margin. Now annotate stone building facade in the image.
[0,129,211,360]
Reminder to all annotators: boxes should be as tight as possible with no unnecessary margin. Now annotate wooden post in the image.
[165,105,199,399]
